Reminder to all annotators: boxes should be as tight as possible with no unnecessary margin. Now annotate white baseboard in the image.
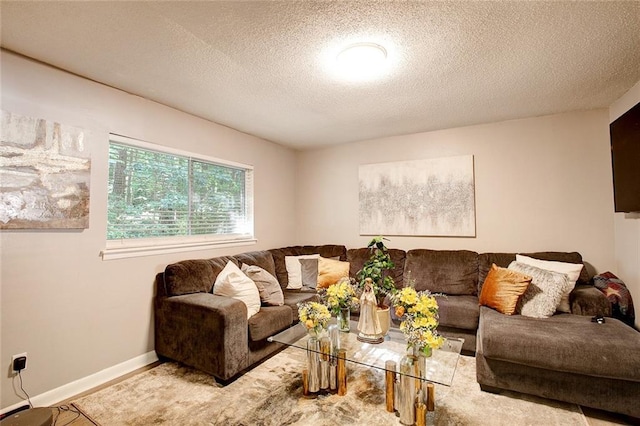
[1,351,158,415]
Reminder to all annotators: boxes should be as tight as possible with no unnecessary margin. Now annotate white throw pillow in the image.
[213,261,260,319]
[516,254,584,313]
[284,254,320,289]
[508,261,572,318]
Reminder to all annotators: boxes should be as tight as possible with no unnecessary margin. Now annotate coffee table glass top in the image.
[268,319,463,386]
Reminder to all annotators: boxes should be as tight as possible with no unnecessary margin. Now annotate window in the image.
[102,134,254,260]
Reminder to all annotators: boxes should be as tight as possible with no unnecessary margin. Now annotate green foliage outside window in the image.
[107,141,250,240]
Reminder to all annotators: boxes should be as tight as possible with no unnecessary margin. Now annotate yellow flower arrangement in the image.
[391,285,444,355]
[323,278,359,314]
[298,301,331,335]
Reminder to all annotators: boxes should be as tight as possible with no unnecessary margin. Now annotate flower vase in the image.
[413,345,432,401]
[397,351,418,425]
[307,337,320,393]
[308,326,326,339]
[337,308,350,332]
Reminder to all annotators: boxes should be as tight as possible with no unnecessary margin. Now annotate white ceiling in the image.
[1,1,639,150]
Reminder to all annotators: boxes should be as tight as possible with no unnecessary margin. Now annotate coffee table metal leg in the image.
[337,349,347,396]
[385,360,396,412]
[427,383,435,411]
[302,369,309,396]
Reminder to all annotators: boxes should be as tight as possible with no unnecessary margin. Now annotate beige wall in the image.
[296,110,616,276]
[609,80,640,330]
[0,51,297,409]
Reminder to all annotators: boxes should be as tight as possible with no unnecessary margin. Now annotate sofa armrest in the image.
[570,285,612,317]
[155,293,249,380]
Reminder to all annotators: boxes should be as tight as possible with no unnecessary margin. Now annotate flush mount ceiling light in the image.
[335,42,388,82]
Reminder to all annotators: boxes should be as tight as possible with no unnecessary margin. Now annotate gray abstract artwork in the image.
[359,155,475,237]
[1,110,91,229]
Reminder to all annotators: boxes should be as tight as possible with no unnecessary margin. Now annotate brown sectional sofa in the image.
[154,244,640,418]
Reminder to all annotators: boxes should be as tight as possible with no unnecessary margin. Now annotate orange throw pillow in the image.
[480,264,531,315]
[317,257,350,289]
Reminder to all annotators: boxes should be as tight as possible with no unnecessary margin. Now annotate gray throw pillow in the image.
[299,258,319,289]
[508,261,571,318]
[241,263,284,306]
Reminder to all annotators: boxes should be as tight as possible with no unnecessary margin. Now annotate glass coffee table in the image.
[268,318,463,422]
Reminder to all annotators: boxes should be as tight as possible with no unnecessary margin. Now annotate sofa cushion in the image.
[479,264,531,315]
[283,290,320,322]
[247,305,292,341]
[317,257,350,289]
[478,306,640,381]
[478,253,517,292]
[516,254,584,313]
[509,262,572,318]
[436,295,480,330]
[164,257,237,296]
[405,249,479,295]
[523,252,590,284]
[284,254,320,289]
[348,248,406,288]
[213,261,261,319]
[270,245,347,289]
[570,285,612,317]
[240,263,284,306]
[234,250,277,278]
[299,258,319,289]
[478,251,589,294]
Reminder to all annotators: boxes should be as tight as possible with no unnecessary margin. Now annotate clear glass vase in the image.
[337,308,350,332]
[397,351,417,425]
[307,337,320,393]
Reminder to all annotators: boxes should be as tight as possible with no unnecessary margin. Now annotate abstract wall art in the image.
[1,110,91,229]
[359,155,475,237]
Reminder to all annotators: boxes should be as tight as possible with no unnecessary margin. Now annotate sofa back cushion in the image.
[347,248,406,289]
[405,249,479,295]
[478,253,518,293]
[234,250,277,277]
[163,257,237,296]
[269,245,347,289]
[478,251,589,293]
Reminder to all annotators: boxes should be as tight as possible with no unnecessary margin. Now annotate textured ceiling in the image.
[1,1,639,150]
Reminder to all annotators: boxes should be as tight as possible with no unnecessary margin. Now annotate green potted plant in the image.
[356,236,396,308]
[356,236,397,339]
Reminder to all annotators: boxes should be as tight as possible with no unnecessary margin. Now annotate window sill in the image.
[101,238,257,261]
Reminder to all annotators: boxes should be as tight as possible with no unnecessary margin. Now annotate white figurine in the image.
[357,278,383,343]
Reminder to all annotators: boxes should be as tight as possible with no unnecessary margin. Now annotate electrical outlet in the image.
[11,353,27,372]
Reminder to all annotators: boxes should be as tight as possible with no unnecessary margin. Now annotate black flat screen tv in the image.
[610,101,640,213]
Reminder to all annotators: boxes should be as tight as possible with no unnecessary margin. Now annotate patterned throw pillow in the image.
[508,261,572,318]
[479,264,531,315]
[515,254,583,313]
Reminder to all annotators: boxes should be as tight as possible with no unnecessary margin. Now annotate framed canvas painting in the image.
[359,155,475,237]
[1,110,91,229]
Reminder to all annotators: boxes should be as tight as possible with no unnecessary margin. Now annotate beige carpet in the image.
[73,347,586,425]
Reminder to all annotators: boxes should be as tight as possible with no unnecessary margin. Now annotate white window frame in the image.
[101,134,255,260]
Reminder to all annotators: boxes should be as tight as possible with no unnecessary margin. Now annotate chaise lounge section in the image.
[475,252,640,419]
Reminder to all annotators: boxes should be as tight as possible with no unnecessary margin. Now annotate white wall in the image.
[296,110,616,276]
[609,80,640,330]
[0,51,297,409]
